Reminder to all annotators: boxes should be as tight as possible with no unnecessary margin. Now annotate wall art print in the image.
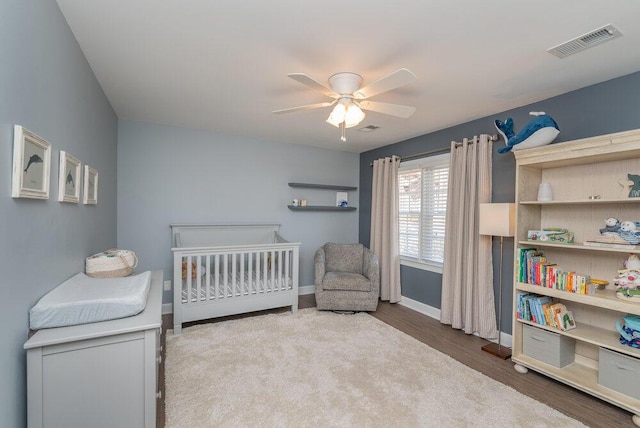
[11,125,51,199]
[58,151,81,203]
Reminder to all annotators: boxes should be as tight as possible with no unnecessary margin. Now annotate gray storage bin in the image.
[599,348,640,400]
[522,324,575,368]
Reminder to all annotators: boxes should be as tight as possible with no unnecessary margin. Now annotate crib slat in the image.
[223,254,229,298]
[285,249,290,291]
[186,255,193,303]
[270,250,275,292]
[214,254,220,300]
[206,255,211,300]
[197,255,203,301]
[247,252,252,294]
[263,251,268,293]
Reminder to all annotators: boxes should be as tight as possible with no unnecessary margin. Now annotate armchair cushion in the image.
[322,272,372,292]
[324,242,364,274]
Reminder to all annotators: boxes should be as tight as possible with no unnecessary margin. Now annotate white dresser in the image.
[24,270,163,428]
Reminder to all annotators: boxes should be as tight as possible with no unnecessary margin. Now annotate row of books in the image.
[516,293,576,331]
[517,248,592,294]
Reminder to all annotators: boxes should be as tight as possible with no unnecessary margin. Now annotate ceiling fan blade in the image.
[272,101,335,115]
[358,101,416,118]
[353,68,416,99]
[287,73,336,98]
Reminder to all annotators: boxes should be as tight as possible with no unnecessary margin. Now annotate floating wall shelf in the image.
[288,182,357,191]
[287,205,356,212]
[287,182,358,211]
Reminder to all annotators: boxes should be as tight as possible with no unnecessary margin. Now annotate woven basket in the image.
[85,249,138,278]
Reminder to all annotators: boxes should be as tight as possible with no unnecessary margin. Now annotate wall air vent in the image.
[547,24,622,58]
[358,125,381,133]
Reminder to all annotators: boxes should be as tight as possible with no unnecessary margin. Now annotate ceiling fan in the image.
[273,68,417,141]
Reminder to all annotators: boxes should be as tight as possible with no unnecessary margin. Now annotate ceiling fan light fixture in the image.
[327,99,365,128]
[326,102,346,127]
[344,104,365,128]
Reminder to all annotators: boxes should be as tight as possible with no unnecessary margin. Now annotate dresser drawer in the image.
[522,324,575,368]
[599,348,640,400]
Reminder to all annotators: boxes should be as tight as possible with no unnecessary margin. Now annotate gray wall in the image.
[360,70,640,335]
[0,2,118,427]
[117,121,360,303]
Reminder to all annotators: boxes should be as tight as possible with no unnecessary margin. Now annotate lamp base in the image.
[481,342,512,359]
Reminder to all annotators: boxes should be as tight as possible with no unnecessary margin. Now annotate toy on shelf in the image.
[585,218,640,248]
[495,112,560,154]
[599,217,621,234]
[613,255,640,301]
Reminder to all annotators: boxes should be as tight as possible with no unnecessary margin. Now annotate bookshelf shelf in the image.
[520,198,640,205]
[517,240,640,254]
[515,282,640,314]
[512,129,640,426]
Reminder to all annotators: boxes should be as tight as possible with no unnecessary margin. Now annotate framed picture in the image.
[58,151,81,203]
[83,165,98,205]
[11,125,52,199]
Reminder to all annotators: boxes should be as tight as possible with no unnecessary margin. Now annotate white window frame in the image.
[398,152,450,274]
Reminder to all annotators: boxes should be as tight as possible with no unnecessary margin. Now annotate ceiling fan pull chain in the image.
[341,122,346,142]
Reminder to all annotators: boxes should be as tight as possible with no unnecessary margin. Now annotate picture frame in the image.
[11,125,52,199]
[83,165,98,205]
[58,151,81,203]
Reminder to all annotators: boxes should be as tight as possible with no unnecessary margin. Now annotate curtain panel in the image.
[371,156,402,303]
[440,135,497,339]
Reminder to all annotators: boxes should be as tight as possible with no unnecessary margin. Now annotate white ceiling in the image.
[56,1,640,153]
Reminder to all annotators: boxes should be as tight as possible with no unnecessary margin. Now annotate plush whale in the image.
[495,112,560,154]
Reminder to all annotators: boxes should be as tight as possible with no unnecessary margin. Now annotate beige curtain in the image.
[370,156,401,303]
[440,135,497,339]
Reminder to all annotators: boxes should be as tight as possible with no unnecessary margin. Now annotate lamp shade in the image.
[479,203,515,237]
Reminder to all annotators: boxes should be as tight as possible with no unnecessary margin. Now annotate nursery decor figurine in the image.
[625,254,640,271]
[627,174,640,198]
[495,112,560,154]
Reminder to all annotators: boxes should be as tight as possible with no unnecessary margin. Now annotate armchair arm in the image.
[314,247,326,289]
[363,247,380,291]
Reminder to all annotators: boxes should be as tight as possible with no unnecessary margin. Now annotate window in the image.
[398,153,450,272]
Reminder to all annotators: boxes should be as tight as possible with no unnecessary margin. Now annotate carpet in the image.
[165,309,584,427]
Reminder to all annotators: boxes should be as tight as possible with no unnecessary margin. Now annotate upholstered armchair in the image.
[314,242,380,311]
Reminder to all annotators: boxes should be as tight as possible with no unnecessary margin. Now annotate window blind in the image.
[398,154,449,266]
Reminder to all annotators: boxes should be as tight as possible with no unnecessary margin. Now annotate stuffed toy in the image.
[600,217,621,234]
[618,221,640,245]
[182,260,197,279]
[495,112,560,154]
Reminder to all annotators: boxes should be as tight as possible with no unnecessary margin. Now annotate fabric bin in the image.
[599,348,640,400]
[522,324,575,368]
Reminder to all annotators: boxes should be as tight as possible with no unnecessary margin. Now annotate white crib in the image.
[171,224,300,334]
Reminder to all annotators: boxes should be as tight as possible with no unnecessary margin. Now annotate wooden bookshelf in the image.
[511,129,640,427]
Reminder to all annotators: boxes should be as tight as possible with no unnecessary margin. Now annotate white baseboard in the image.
[398,295,441,320]
[162,303,173,315]
[298,285,315,295]
[397,295,512,348]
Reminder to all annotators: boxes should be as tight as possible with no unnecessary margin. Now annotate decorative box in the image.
[527,229,574,243]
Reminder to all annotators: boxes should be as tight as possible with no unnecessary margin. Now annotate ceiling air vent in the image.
[547,24,622,58]
[359,125,381,133]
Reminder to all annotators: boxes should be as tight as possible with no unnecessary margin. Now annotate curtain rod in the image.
[369,134,498,167]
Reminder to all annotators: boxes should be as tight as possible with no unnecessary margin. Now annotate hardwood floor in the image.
[158,295,635,427]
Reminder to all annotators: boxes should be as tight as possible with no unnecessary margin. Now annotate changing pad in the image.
[29,271,151,330]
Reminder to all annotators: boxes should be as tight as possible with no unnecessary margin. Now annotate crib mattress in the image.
[182,271,292,302]
[30,271,151,330]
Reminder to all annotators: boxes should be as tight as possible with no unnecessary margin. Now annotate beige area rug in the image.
[165,308,584,428]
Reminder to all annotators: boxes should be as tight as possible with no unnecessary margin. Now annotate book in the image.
[556,309,577,331]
